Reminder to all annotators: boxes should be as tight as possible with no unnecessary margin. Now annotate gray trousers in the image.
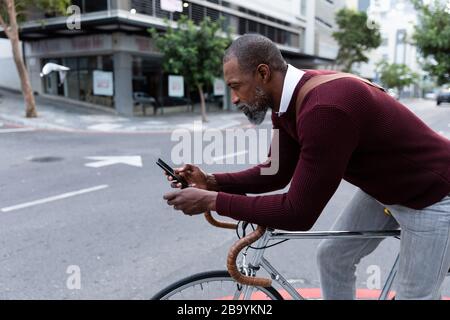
[317,189,450,300]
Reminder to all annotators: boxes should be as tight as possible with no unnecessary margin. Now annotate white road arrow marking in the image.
[84,156,143,168]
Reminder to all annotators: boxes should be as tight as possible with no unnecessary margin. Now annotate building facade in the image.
[313,0,347,62]
[352,0,423,97]
[1,0,339,115]
[0,40,21,91]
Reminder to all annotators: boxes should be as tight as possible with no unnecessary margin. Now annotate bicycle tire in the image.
[152,270,284,300]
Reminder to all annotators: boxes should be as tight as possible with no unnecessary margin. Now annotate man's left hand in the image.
[163,188,218,216]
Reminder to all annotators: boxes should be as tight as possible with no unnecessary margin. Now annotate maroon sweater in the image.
[214,70,450,231]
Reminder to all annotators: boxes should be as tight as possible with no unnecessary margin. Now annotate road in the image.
[0,99,449,299]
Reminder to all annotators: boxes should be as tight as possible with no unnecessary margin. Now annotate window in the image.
[248,19,258,33]
[84,0,108,12]
[239,17,247,34]
[276,28,286,45]
[206,7,220,22]
[173,2,190,20]
[131,0,154,15]
[259,24,267,37]
[42,55,114,108]
[300,0,307,16]
[291,32,300,48]
[267,26,276,41]
[190,3,205,24]
[71,0,108,13]
[222,13,238,33]
[155,0,170,19]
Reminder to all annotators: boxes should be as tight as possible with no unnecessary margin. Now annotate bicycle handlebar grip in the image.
[227,225,272,288]
[204,211,237,230]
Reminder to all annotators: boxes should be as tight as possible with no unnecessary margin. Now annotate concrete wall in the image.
[0,39,21,91]
[113,51,134,116]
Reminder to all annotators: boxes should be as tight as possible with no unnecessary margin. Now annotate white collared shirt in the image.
[276,64,305,117]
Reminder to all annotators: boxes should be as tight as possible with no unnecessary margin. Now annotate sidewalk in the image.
[0,88,250,133]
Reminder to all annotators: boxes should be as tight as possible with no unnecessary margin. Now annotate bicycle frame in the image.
[239,229,401,300]
[154,211,450,300]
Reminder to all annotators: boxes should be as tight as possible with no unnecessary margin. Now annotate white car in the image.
[424,92,436,100]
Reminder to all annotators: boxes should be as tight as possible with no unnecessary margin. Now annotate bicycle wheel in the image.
[152,270,283,300]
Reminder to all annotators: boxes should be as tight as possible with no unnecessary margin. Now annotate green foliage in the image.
[0,0,70,24]
[34,0,71,15]
[332,8,382,72]
[376,61,419,92]
[411,0,450,85]
[149,15,231,90]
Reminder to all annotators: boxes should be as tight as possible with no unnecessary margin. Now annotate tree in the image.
[332,8,382,72]
[412,0,450,85]
[376,61,419,97]
[0,0,69,118]
[150,16,231,122]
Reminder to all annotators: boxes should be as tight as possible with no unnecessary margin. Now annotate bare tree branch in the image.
[6,0,17,28]
[0,6,10,38]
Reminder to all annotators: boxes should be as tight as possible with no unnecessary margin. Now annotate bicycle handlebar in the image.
[203,211,272,288]
[204,211,237,229]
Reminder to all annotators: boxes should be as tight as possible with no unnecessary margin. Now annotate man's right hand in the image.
[165,164,219,191]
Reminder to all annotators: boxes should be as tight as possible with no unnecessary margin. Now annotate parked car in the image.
[133,91,159,115]
[424,91,436,100]
[437,88,450,106]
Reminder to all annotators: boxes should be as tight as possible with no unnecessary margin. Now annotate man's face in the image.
[223,58,273,125]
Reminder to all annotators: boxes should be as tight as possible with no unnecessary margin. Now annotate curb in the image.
[0,114,76,132]
[0,114,254,134]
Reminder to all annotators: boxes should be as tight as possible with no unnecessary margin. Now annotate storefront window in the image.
[132,56,163,103]
[132,55,221,109]
[42,58,64,97]
[42,55,114,108]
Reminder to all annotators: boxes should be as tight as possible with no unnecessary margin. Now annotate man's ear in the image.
[256,64,271,83]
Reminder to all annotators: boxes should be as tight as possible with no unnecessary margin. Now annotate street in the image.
[0,99,449,299]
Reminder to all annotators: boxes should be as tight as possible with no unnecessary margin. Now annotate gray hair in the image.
[223,34,287,74]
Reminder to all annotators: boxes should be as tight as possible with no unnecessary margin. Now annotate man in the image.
[163,34,450,299]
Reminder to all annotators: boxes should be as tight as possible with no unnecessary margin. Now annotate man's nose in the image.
[231,92,240,105]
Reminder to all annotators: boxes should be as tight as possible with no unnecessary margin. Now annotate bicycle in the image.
[152,211,449,300]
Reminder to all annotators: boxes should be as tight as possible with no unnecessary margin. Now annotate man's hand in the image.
[163,188,218,216]
[165,164,219,191]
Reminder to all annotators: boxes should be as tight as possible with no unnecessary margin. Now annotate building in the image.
[0,40,21,91]
[1,0,338,115]
[313,0,347,63]
[352,0,423,97]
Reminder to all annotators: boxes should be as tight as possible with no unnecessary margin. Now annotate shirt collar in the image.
[276,64,305,117]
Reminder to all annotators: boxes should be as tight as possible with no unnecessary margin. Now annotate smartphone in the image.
[156,158,189,189]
